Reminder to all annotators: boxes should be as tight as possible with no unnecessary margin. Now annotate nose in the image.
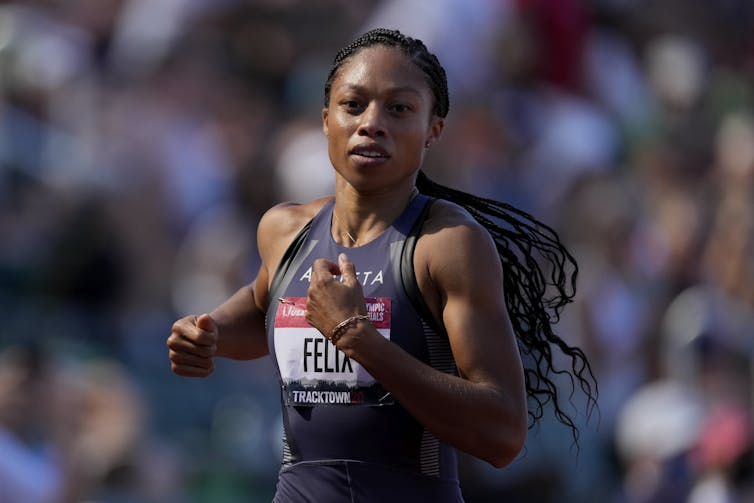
[357,102,386,137]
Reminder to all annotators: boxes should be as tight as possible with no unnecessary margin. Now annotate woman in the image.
[168,28,596,502]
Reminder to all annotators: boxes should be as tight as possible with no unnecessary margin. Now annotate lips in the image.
[349,143,390,162]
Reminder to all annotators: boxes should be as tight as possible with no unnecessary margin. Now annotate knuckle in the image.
[197,332,216,346]
[309,273,322,286]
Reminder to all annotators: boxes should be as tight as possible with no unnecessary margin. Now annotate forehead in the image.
[331,45,430,95]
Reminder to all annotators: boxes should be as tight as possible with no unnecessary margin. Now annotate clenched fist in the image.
[167,314,218,377]
[305,253,367,340]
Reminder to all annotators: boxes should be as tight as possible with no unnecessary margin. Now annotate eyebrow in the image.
[338,83,423,97]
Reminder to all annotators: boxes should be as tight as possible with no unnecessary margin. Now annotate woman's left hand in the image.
[306,253,367,338]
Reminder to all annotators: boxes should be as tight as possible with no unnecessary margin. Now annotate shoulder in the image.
[257,197,332,277]
[416,198,502,289]
[420,198,492,248]
[258,197,331,238]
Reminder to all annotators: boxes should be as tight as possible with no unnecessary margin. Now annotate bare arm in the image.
[167,265,269,376]
[210,269,270,360]
[168,201,324,376]
[305,207,527,467]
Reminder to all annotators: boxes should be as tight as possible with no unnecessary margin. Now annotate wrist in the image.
[329,314,371,345]
[337,317,389,361]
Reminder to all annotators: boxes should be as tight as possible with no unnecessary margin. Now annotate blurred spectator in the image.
[0,344,66,503]
[0,343,153,502]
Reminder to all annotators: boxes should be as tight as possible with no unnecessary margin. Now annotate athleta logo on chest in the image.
[298,266,384,286]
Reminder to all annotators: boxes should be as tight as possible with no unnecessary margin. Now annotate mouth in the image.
[349,143,390,163]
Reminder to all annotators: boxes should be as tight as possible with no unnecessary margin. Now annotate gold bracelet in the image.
[329,314,370,345]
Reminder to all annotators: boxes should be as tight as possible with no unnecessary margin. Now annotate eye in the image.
[340,99,363,113]
[389,103,411,114]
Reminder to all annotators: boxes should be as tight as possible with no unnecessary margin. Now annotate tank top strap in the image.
[306,199,336,238]
[390,193,434,240]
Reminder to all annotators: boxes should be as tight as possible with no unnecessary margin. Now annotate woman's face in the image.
[323,45,444,193]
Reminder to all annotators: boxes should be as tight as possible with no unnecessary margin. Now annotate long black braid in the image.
[416,171,597,440]
[325,28,597,441]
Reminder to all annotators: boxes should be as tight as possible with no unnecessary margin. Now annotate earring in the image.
[424,141,430,149]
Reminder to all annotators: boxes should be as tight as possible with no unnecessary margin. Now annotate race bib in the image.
[274,297,393,406]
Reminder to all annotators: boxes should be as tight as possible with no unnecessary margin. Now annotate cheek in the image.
[327,114,354,142]
[327,128,348,158]
[399,129,428,155]
[326,119,350,166]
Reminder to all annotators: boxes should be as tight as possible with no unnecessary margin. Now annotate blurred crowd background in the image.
[1,0,753,502]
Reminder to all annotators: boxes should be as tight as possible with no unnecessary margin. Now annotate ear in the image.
[322,107,329,137]
[424,116,444,148]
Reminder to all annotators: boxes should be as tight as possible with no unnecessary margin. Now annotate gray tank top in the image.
[266,194,462,491]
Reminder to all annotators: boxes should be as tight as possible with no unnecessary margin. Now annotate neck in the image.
[332,180,419,247]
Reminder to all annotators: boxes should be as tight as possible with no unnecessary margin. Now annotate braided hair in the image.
[325,28,597,440]
[324,28,449,118]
